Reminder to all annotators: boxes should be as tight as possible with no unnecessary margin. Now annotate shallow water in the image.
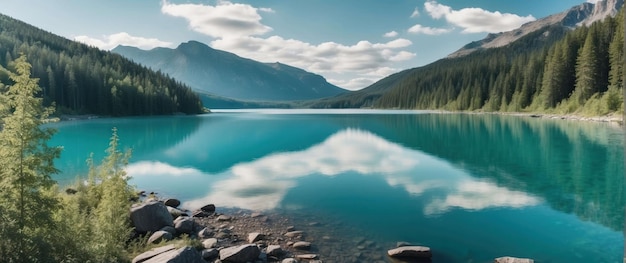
[48,110,624,262]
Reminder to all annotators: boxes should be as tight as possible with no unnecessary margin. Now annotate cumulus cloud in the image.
[160,1,415,90]
[74,32,173,50]
[407,24,452,35]
[383,31,399,38]
[424,1,536,33]
[161,0,273,38]
[211,36,414,88]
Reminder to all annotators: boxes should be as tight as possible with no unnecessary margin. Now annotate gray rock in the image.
[198,227,214,238]
[286,226,296,232]
[174,217,195,234]
[266,245,284,257]
[132,244,176,263]
[130,201,173,233]
[295,254,317,260]
[147,230,173,244]
[495,256,534,263]
[192,210,212,218]
[219,244,261,263]
[248,232,265,243]
[164,198,181,208]
[250,212,263,218]
[292,241,311,250]
[143,246,205,263]
[202,248,219,260]
[160,226,176,236]
[284,231,303,238]
[281,258,298,263]
[200,203,216,213]
[167,206,187,218]
[217,215,232,221]
[203,238,218,249]
[387,246,432,259]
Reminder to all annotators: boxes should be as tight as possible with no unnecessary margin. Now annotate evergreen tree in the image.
[0,54,61,262]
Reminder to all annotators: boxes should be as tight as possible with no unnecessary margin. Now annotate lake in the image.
[48,109,624,262]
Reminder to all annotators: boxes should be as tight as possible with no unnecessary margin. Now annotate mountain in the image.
[309,3,623,116]
[448,0,623,58]
[0,14,204,116]
[113,41,347,101]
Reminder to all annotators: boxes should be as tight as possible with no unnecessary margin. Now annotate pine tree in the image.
[574,27,600,104]
[0,54,61,262]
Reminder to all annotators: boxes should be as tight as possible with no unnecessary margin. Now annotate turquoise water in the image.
[48,110,624,262]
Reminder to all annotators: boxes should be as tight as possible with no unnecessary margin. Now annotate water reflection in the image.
[129,129,541,215]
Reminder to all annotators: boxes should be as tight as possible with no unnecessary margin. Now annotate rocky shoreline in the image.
[129,195,534,263]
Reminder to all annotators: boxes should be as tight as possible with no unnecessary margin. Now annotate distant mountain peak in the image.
[448,0,623,58]
[113,41,347,101]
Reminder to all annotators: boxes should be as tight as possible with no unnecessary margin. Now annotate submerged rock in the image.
[495,256,534,263]
[387,246,432,259]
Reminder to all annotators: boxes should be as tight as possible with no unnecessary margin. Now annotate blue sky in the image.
[1,0,597,90]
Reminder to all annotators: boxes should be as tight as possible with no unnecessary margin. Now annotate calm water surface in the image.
[48,110,624,263]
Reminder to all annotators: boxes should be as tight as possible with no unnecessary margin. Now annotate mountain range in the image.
[112,41,346,102]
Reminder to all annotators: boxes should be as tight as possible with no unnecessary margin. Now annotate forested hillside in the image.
[0,14,204,116]
[314,10,624,116]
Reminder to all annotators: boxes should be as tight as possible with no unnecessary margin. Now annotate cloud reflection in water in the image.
[128,129,540,213]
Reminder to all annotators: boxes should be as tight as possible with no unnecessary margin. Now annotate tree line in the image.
[0,14,204,116]
[374,10,624,115]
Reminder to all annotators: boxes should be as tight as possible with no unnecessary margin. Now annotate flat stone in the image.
[219,244,261,263]
[387,246,432,259]
[292,241,311,250]
[167,206,187,218]
[217,215,232,221]
[286,226,296,231]
[495,256,534,263]
[295,254,317,260]
[251,212,263,218]
[143,246,204,263]
[248,232,265,243]
[202,238,218,249]
[132,244,176,263]
[284,230,303,238]
[281,258,298,263]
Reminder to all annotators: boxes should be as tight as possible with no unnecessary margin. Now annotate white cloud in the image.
[407,24,452,35]
[74,32,173,50]
[160,1,415,90]
[411,7,420,18]
[211,36,414,88]
[424,1,536,33]
[383,31,399,38]
[424,180,540,215]
[161,0,273,38]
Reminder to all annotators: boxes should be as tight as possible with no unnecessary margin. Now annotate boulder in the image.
[130,201,173,233]
[164,198,181,208]
[219,244,261,263]
[292,241,311,250]
[132,244,176,263]
[266,245,284,257]
[248,232,265,243]
[174,217,195,235]
[200,204,216,213]
[495,256,534,263]
[147,230,173,244]
[201,248,219,260]
[387,246,432,259]
[143,246,204,263]
[202,238,218,249]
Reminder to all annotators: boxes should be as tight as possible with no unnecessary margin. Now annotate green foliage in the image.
[0,14,203,116]
[310,9,624,117]
[0,54,61,262]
